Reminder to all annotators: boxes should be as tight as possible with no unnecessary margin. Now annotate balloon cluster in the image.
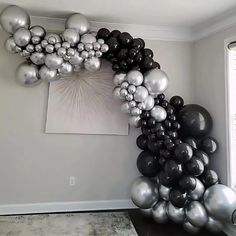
[1,5,109,86]
[132,97,236,233]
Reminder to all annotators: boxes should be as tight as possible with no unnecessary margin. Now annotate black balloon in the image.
[128,48,139,58]
[199,136,218,155]
[164,160,183,178]
[170,96,184,109]
[174,143,193,163]
[148,140,160,154]
[110,30,121,38]
[184,138,198,149]
[132,38,144,49]
[158,171,175,187]
[106,37,119,52]
[112,63,120,71]
[178,104,213,138]
[186,156,204,176]
[201,169,219,187]
[194,150,209,167]
[136,134,148,150]
[142,57,154,70]
[172,121,181,131]
[153,61,160,69]
[163,120,172,130]
[169,189,188,208]
[158,94,165,101]
[143,48,153,58]
[136,151,158,177]
[97,28,110,40]
[179,176,197,191]
[119,32,133,46]
[117,48,128,59]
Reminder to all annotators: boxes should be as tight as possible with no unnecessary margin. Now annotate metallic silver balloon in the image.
[131,107,142,116]
[121,81,129,89]
[128,85,136,94]
[69,51,83,65]
[65,13,90,35]
[35,44,43,52]
[13,28,31,47]
[144,69,169,96]
[159,184,170,201]
[58,62,73,76]
[129,115,141,128]
[121,102,130,114]
[88,50,95,58]
[26,44,35,53]
[150,105,167,122]
[45,53,63,70]
[85,43,93,52]
[39,65,59,82]
[15,46,22,53]
[113,72,126,86]
[167,202,185,223]
[129,101,137,108]
[97,39,105,45]
[206,217,222,233]
[62,41,70,49]
[100,44,109,53]
[77,43,85,52]
[30,25,46,38]
[93,42,101,51]
[45,44,55,54]
[183,219,200,234]
[57,47,67,57]
[186,201,208,227]
[95,51,102,58]
[15,62,41,87]
[80,33,96,44]
[31,36,41,45]
[126,70,143,86]
[73,65,83,72]
[45,33,61,43]
[67,48,76,57]
[203,184,236,222]
[48,36,57,45]
[62,28,80,46]
[0,5,30,34]
[113,87,123,100]
[54,43,61,50]
[84,57,101,72]
[120,88,128,97]
[152,201,168,223]
[41,39,48,48]
[81,51,89,59]
[140,208,152,218]
[189,179,205,200]
[134,86,148,102]
[142,96,155,111]
[5,37,16,53]
[30,52,45,65]
[131,176,159,209]
[126,94,133,102]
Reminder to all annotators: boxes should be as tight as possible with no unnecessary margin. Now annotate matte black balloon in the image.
[141,126,152,136]
[175,143,193,163]
[155,98,160,105]
[170,96,184,109]
[186,157,204,176]
[136,134,148,150]
[199,137,218,155]
[158,157,166,166]
[110,57,118,64]
[179,176,197,191]
[138,38,145,49]
[132,38,144,49]
[178,104,213,138]
[156,130,165,139]
[110,30,121,38]
[137,151,158,177]
[184,138,198,149]
[143,48,153,58]
[131,65,141,71]
[201,169,219,187]
[158,171,175,187]
[119,32,133,46]
[158,94,165,101]
[106,37,119,52]
[97,28,110,40]
[142,57,154,70]
[194,150,209,167]
[164,160,183,178]
[169,189,188,208]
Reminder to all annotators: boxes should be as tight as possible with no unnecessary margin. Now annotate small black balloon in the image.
[168,114,176,122]
[97,28,110,40]
[172,121,181,131]
[119,60,128,70]
[169,189,188,208]
[126,57,134,65]
[158,157,166,166]
[166,105,175,115]
[194,150,209,167]
[164,160,183,178]
[143,48,154,58]
[117,48,128,59]
[170,96,184,109]
[179,176,197,191]
[110,30,121,38]
[132,38,144,49]
[119,32,133,46]
[160,149,171,159]
[199,136,218,155]
[128,48,139,58]
[140,111,150,120]
[141,126,152,136]
[201,169,219,187]
[175,143,193,163]
[136,135,148,150]
[186,156,204,176]
[158,171,175,187]
[163,120,172,130]
[161,100,169,108]
[147,140,160,154]
[142,57,154,70]
[166,131,178,140]
[184,138,198,149]
[158,94,165,101]
[147,117,156,128]
[148,133,156,141]
[106,37,119,52]
[137,151,158,177]
[152,61,161,69]
[112,63,120,71]
[134,52,143,63]
[166,142,176,151]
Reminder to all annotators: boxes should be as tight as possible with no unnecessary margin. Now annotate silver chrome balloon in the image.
[189,179,205,200]
[100,44,109,53]
[21,49,30,58]
[57,47,67,57]
[121,102,130,114]
[58,62,73,76]
[128,85,136,94]
[73,65,83,72]
[85,43,93,52]
[30,25,46,38]
[35,44,43,52]
[45,33,61,43]
[159,184,170,201]
[15,46,22,53]
[54,43,61,50]
[46,44,54,53]
[39,65,59,82]
[126,70,143,86]
[80,33,96,44]
[120,88,128,98]
[206,217,223,233]
[95,51,102,58]
[142,95,155,111]
[150,105,167,122]
[77,43,85,52]
[26,44,34,53]
[69,51,83,65]
[167,202,185,223]
[183,219,200,234]
[140,208,152,218]
[129,101,137,108]
[5,37,16,53]
[125,94,133,102]
[31,36,41,45]
[45,53,63,70]
[48,36,56,45]
[186,201,208,227]
[62,41,70,49]
[84,57,101,72]
[121,81,129,89]
[152,201,168,223]
[81,51,89,59]
[15,62,41,87]
[144,69,169,96]
[65,13,90,35]
[88,50,95,58]
[13,28,31,47]
[30,52,45,65]
[134,86,148,102]
[129,115,141,127]
[203,184,236,222]
[131,107,142,116]
[0,5,30,34]
[41,39,48,48]
[131,176,159,209]
[97,39,105,45]
[113,87,122,100]
[62,28,80,46]
[113,72,126,86]
[67,48,76,57]
[93,42,101,51]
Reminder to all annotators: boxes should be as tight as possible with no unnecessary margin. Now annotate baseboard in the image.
[0,199,137,215]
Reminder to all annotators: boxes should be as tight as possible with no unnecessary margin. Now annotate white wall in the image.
[194,26,236,185]
[0,30,194,210]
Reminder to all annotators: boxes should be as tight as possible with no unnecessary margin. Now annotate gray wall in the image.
[0,30,194,205]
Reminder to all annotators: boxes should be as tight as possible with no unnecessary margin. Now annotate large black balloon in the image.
[132,38,145,49]
[164,160,183,178]
[201,169,219,187]
[97,28,110,40]
[169,189,188,208]
[179,176,197,191]
[194,150,209,167]
[137,151,158,177]
[136,134,148,150]
[199,136,218,155]
[178,104,213,138]
[174,143,193,163]
[170,96,184,110]
[186,156,204,176]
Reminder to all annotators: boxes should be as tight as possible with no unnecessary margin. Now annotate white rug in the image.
[0,212,138,236]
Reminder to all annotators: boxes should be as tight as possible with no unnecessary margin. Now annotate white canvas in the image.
[45,60,129,135]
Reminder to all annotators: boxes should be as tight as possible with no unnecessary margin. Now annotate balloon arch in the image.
[1,5,236,234]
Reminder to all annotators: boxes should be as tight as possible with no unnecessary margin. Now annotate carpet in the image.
[0,212,138,236]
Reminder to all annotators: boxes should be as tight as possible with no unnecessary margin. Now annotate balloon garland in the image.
[1,5,236,234]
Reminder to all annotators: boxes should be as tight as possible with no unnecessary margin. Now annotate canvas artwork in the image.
[45,60,129,135]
